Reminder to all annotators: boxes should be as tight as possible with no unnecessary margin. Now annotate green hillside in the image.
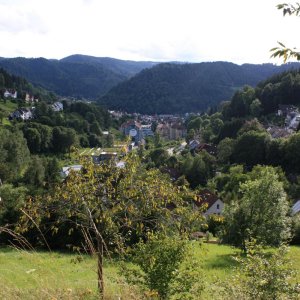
[0,56,157,99]
[99,61,300,114]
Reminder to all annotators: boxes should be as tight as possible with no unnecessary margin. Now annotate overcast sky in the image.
[0,0,299,64]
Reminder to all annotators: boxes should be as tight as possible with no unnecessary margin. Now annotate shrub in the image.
[219,243,300,300]
[121,235,204,299]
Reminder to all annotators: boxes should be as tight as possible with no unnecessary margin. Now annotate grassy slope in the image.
[0,244,299,299]
[0,99,17,126]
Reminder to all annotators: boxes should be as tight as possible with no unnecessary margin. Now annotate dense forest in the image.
[0,55,157,98]
[0,67,56,102]
[99,61,300,114]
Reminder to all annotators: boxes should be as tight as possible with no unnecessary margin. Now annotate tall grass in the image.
[0,243,299,299]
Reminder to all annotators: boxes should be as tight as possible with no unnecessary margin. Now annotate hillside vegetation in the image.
[0,55,157,99]
[99,61,300,114]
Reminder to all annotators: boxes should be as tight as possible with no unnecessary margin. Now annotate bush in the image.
[218,243,300,300]
[121,235,204,299]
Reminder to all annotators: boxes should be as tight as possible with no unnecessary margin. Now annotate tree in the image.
[23,128,41,153]
[221,244,300,300]
[217,137,235,165]
[0,73,5,88]
[90,121,102,136]
[148,148,169,167]
[20,154,190,297]
[0,109,5,124]
[52,127,78,155]
[104,133,114,148]
[0,128,30,183]
[0,184,28,226]
[284,132,300,173]
[44,157,60,188]
[271,3,300,61]
[23,156,45,187]
[122,236,204,299]
[233,130,270,167]
[222,166,291,249]
[249,98,262,117]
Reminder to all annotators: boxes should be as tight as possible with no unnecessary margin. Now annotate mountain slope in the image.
[0,55,157,99]
[98,62,300,114]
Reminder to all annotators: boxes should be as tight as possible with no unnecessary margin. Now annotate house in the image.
[194,189,224,217]
[4,89,17,99]
[267,126,293,139]
[61,165,83,178]
[278,105,298,117]
[52,102,63,112]
[156,123,170,139]
[289,114,300,130]
[92,152,118,164]
[9,108,33,120]
[25,93,38,103]
[292,200,300,216]
[156,122,187,140]
[169,122,187,140]
[141,124,154,137]
[120,120,143,144]
[189,139,200,151]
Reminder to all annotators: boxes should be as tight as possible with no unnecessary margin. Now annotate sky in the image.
[0,0,299,64]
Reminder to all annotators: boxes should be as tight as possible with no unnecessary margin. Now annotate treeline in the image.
[0,56,152,99]
[223,71,300,118]
[22,100,114,151]
[98,61,300,114]
[0,67,56,102]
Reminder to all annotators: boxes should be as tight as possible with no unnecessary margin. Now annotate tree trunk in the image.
[97,236,104,298]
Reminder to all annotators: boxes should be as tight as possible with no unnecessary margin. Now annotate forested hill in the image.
[0,55,157,99]
[0,67,55,101]
[98,61,300,114]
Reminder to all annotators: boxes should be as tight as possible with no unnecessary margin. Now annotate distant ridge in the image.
[98,61,300,114]
[0,55,158,99]
[1,55,299,114]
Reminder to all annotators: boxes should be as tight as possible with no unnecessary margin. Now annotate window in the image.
[216,204,220,209]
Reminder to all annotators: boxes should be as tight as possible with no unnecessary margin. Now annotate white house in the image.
[289,114,300,130]
[195,189,225,217]
[9,108,33,121]
[292,200,300,216]
[4,90,17,99]
[203,199,224,217]
[61,165,82,178]
[52,102,63,112]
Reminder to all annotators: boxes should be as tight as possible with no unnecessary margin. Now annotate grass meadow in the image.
[0,243,299,299]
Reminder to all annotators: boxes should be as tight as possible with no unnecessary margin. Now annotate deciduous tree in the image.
[20,154,194,297]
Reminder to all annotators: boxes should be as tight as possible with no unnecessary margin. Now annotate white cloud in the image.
[0,0,299,63]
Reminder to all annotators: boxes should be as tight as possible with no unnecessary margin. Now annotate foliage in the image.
[0,56,136,99]
[220,243,300,300]
[0,184,28,226]
[0,68,54,102]
[217,137,235,165]
[148,148,169,167]
[122,236,204,299]
[0,128,30,183]
[222,166,292,249]
[99,62,300,114]
[19,153,193,296]
[271,2,300,62]
[180,151,216,188]
[232,130,270,167]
